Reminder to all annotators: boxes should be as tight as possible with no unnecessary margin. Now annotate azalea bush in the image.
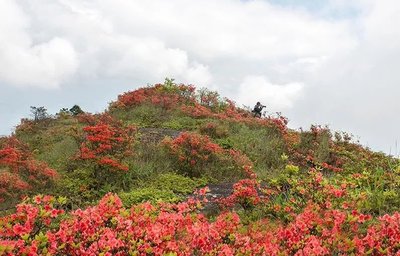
[163,132,223,178]
[76,114,136,172]
[4,81,400,255]
[0,137,58,205]
[51,114,138,206]
[0,195,65,255]
[199,121,229,139]
[219,178,262,210]
[163,132,253,180]
[111,79,196,110]
[109,82,289,139]
[197,88,227,112]
[2,190,400,255]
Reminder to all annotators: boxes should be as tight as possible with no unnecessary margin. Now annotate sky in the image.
[1,0,400,155]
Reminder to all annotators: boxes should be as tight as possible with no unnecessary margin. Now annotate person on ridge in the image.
[252,102,265,118]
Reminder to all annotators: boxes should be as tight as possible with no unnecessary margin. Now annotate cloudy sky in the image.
[1,0,400,155]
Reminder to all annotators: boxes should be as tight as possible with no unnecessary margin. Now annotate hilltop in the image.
[1,79,400,255]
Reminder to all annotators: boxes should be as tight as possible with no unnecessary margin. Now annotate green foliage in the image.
[225,124,287,174]
[215,137,234,149]
[268,164,300,189]
[163,77,176,89]
[316,131,331,163]
[129,137,174,180]
[197,88,227,112]
[348,168,400,215]
[119,187,179,206]
[8,82,400,219]
[152,173,208,194]
[15,116,81,162]
[161,114,200,130]
[118,173,207,207]
[111,104,166,127]
[56,168,99,208]
[58,108,71,118]
[37,136,78,171]
[118,160,161,188]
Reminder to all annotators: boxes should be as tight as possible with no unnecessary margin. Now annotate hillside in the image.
[1,80,400,255]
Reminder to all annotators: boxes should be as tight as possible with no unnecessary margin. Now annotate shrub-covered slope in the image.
[1,80,400,255]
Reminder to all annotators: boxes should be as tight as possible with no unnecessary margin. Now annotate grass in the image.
[7,88,400,214]
[224,122,287,176]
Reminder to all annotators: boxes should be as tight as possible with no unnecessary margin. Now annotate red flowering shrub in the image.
[219,179,262,210]
[199,122,229,139]
[1,192,400,255]
[79,119,136,172]
[181,99,289,138]
[286,125,346,174]
[0,195,65,255]
[285,124,398,184]
[163,132,255,180]
[180,103,214,118]
[0,137,58,203]
[76,112,97,125]
[163,132,223,177]
[110,82,290,139]
[57,115,139,199]
[111,82,196,110]
[4,81,400,255]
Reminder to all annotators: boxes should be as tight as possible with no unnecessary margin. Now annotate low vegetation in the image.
[1,79,400,255]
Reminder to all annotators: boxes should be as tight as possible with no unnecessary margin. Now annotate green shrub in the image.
[119,187,179,207]
[56,168,99,208]
[161,115,200,130]
[152,173,208,194]
[349,168,400,214]
[225,124,286,173]
[216,137,234,149]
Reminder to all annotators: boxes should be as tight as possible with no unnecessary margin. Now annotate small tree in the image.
[69,105,84,116]
[56,108,73,119]
[59,107,69,113]
[30,106,48,121]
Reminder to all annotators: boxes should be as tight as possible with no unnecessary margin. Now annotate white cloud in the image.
[0,0,78,88]
[285,0,400,153]
[104,36,212,87]
[0,38,78,88]
[2,0,400,153]
[104,0,356,60]
[237,76,303,110]
[2,0,357,90]
[185,63,213,88]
